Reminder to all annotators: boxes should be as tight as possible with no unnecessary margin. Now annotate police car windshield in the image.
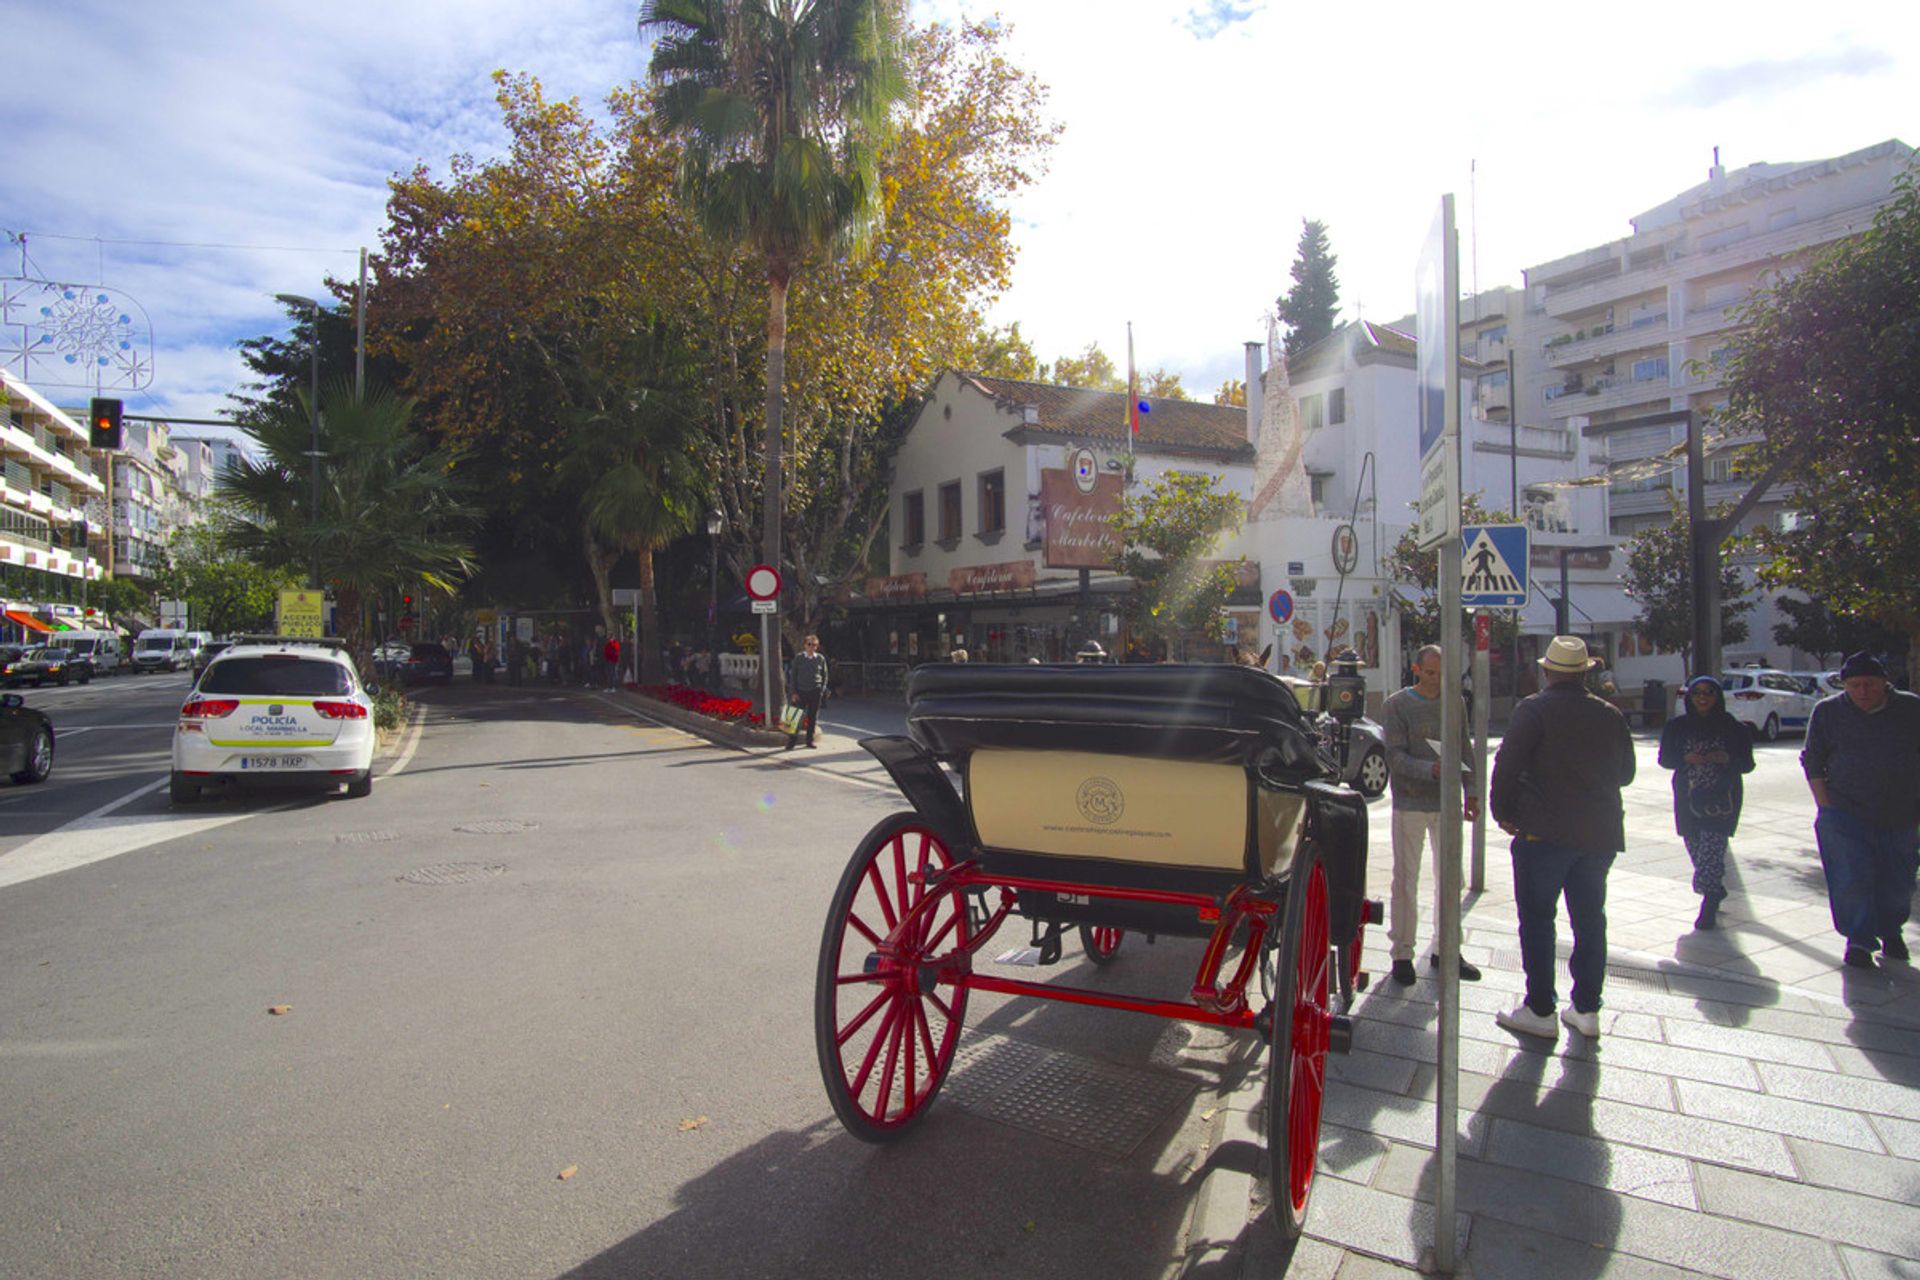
[199,656,351,697]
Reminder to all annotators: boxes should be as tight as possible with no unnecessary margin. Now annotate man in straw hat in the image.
[1800,650,1920,969]
[1489,636,1637,1040]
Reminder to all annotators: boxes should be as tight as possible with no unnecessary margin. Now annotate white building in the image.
[0,369,107,641]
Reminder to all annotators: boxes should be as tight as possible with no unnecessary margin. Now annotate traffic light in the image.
[88,398,123,450]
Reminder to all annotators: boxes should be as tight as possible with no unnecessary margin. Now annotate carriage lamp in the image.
[1324,648,1368,721]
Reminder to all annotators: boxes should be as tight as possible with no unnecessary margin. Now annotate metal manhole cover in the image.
[452,819,539,835]
[400,862,506,885]
[942,1032,1195,1159]
[335,830,399,845]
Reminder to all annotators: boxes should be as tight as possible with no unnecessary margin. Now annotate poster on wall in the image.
[1040,468,1123,568]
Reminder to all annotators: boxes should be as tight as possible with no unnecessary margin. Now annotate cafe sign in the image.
[949,560,1036,595]
[864,572,928,602]
[1041,468,1122,569]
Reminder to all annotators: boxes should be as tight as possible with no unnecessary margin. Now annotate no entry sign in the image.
[745,564,782,602]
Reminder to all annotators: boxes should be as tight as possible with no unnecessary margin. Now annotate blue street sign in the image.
[1460,524,1530,608]
[1268,589,1294,625]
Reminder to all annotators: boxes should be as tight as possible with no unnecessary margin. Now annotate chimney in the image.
[1243,341,1262,446]
[1708,145,1725,188]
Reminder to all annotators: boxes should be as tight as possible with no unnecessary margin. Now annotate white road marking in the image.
[0,775,258,892]
[379,702,427,779]
[46,723,179,735]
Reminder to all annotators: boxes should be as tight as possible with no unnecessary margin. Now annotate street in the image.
[3,681,1916,1279]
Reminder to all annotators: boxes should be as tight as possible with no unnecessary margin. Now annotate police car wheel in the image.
[169,771,200,805]
[345,770,372,799]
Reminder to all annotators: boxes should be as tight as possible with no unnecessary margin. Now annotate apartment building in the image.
[107,419,207,583]
[1519,137,1913,668]
[0,368,107,638]
[172,433,249,497]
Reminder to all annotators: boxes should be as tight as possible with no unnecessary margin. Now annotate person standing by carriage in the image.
[785,634,829,750]
[1658,676,1754,930]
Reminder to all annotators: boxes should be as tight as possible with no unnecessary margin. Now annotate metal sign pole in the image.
[1471,612,1491,891]
[761,612,774,725]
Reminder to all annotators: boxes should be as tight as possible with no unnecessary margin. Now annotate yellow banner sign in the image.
[277,589,327,638]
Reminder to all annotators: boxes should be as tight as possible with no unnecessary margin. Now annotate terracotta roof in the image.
[954,372,1252,457]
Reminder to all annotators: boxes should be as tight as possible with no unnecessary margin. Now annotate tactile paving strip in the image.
[941,1031,1196,1160]
[399,862,506,885]
[452,819,539,835]
[1491,948,1671,993]
[334,830,399,845]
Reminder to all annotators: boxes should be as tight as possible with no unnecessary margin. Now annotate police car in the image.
[1717,667,1818,742]
[170,636,376,804]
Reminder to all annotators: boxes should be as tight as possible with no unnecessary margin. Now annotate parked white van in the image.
[60,629,127,677]
[133,628,192,673]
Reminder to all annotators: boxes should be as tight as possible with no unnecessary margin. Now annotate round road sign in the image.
[1268,589,1294,625]
[1070,448,1098,494]
[1331,523,1359,575]
[745,564,782,601]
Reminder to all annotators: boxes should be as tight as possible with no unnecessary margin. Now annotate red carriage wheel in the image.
[1079,924,1124,965]
[1265,845,1331,1238]
[815,813,972,1142]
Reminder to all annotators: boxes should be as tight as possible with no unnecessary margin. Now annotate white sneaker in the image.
[1495,1003,1559,1040]
[1560,1006,1601,1038]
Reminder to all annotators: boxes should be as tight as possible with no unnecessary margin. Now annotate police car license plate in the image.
[240,755,306,770]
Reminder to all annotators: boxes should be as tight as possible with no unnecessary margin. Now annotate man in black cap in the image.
[1800,651,1920,969]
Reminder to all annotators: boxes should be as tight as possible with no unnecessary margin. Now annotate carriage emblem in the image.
[1076,776,1124,825]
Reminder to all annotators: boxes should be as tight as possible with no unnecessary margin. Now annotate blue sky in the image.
[5,0,1917,429]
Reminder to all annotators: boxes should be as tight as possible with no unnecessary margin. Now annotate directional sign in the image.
[1267,589,1294,625]
[751,599,777,615]
[745,564,782,602]
[1460,524,1529,608]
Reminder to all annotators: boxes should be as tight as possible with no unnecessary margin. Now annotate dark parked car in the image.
[1,692,54,784]
[4,646,88,687]
[399,642,454,685]
[192,640,232,679]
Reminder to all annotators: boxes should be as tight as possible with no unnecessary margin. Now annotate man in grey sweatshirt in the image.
[1801,651,1920,968]
[1381,644,1479,987]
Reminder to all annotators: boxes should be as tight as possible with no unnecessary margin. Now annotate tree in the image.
[154,523,298,636]
[965,323,1045,380]
[1718,165,1920,659]
[1620,504,1750,674]
[1277,218,1340,356]
[642,0,911,705]
[220,383,475,669]
[1048,342,1122,390]
[90,575,150,623]
[1771,595,1903,667]
[1213,378,1246,408]
[1384,493,1519,652]
[1111,471,1244,656]
[1141,368,1188,400]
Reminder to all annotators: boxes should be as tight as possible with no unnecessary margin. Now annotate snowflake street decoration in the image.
[0,277,154,390]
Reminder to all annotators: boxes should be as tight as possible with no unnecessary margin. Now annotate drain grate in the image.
[400,862,506,885]
[452,818,539,835]
[1603,965,1669,992]
[941,1031,1195,1160]
[335,830,399,846]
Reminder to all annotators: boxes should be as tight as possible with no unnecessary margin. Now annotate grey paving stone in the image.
[1675,1078,1885,1152]
[1328,1252,1425,1277]
[1548,1026,1762,1090]
[1370,1139,1621,1246]
[1320,1081,1488,1158]
[1316,1120,1393,1186]
[1696,1162,1920,1258]
[1484,1115,1697,1209]
[1873,1114,1920,1160]
[1757,1060,1920,1121]
[1235,1230,1345,1280]
[1296,1170,1471,1269]
[1821,1040,1920,1082]
[1328,1047,1421,1095]
[1346,1015,1514,1077]
[1660,1017,1838,1069]
[1463,1214,1720,1280]
[1605,1193,1848,1280]
[1581,1094,1797,1175]
[1836,1244,1920,1280]
[1787,1135,1920,1204]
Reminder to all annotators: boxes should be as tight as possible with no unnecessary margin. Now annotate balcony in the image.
[1471,419,1575,459]
[1543,371,1675,420]
[1543,318,1673,369]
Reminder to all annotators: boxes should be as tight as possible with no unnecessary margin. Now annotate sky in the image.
[5,0,1917,436]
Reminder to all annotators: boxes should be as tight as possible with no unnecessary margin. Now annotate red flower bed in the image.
[634,682,765,726]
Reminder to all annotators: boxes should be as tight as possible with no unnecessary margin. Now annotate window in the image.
[977,469,1005,535]
[199,656,352,697]
[1308,475,1327,508]
[902,491,925,547]
[1479,324,1507,345]
[1631,356,1669,383]
[938,481,962,543]
[1699,223,1750,252]
[1477,370,1509,391]
[1328,388,1345,425]
[1298,394,1324,431]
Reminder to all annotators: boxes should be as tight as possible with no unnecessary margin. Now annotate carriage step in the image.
[1329,1014,1354,1055]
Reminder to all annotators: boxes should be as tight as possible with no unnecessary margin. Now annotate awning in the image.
[5,609,53,634]
[1520,584,1640,632]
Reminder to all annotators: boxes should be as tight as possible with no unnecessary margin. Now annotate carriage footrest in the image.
[1329,1014,1354,1055]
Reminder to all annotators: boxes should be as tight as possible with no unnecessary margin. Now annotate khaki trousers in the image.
[1389,806,1460,963]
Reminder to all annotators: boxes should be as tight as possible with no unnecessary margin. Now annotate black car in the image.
[192,640,232,679]
[5,646,87,687]
[399,642,454,685]
[1,692,54,784]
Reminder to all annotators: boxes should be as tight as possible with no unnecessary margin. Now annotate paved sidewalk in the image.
[624,691,1920,1276]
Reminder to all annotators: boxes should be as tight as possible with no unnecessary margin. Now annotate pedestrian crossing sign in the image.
[1460,524,1529,608]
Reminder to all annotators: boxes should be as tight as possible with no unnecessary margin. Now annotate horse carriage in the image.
[814,657,1380,1236]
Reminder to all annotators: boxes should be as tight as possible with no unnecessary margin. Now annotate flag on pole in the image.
[1127,322,1139,439]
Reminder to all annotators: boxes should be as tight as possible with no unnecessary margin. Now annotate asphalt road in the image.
[0,681,1241,1280]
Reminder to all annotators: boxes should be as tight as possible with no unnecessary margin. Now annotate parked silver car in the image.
[1281,676,1387,798]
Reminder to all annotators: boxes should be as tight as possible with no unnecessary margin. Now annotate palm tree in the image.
[220,382,475,670]
[640,0,908,701]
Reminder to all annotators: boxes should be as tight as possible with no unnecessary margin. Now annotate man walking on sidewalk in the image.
[1381,644,1481,988]
[785,635,829,750]
[1489,636,1636,1041]
[1801,651,1920,969]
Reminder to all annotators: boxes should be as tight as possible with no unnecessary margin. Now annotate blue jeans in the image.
[1813,807,1920,949]
[1511,837,1616,1016]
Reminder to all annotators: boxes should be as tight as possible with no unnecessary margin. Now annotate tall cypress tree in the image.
[1277,218,1340,356]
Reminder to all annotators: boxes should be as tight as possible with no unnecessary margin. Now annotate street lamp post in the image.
[705,508,724,689]
[274,293,322,589]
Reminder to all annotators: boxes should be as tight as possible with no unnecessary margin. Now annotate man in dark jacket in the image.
[1801,651,1920,969]
[1489,636,1637,1041]
[785,634,829,750]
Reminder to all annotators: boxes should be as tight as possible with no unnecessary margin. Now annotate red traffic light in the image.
[88,397,124,450]
[402,594,413,605]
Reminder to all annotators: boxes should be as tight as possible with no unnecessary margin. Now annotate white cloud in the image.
[5,0,1918,419]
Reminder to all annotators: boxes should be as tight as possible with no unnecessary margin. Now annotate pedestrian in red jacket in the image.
[602,637,621,691]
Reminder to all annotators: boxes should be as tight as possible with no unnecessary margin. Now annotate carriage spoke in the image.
[847,911,883,951]
[893,836,910,923]
[925,988,956,1021]
[837,987,892,1048]
[912,995,940,1068]
[865,863,899,932]
[874,998,908,1120]
[849,999,901,1099]
[835,971,884,986]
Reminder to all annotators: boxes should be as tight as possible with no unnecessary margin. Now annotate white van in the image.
[184,631,213,665]
[60,629,127,677]
[132,628,192,674]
